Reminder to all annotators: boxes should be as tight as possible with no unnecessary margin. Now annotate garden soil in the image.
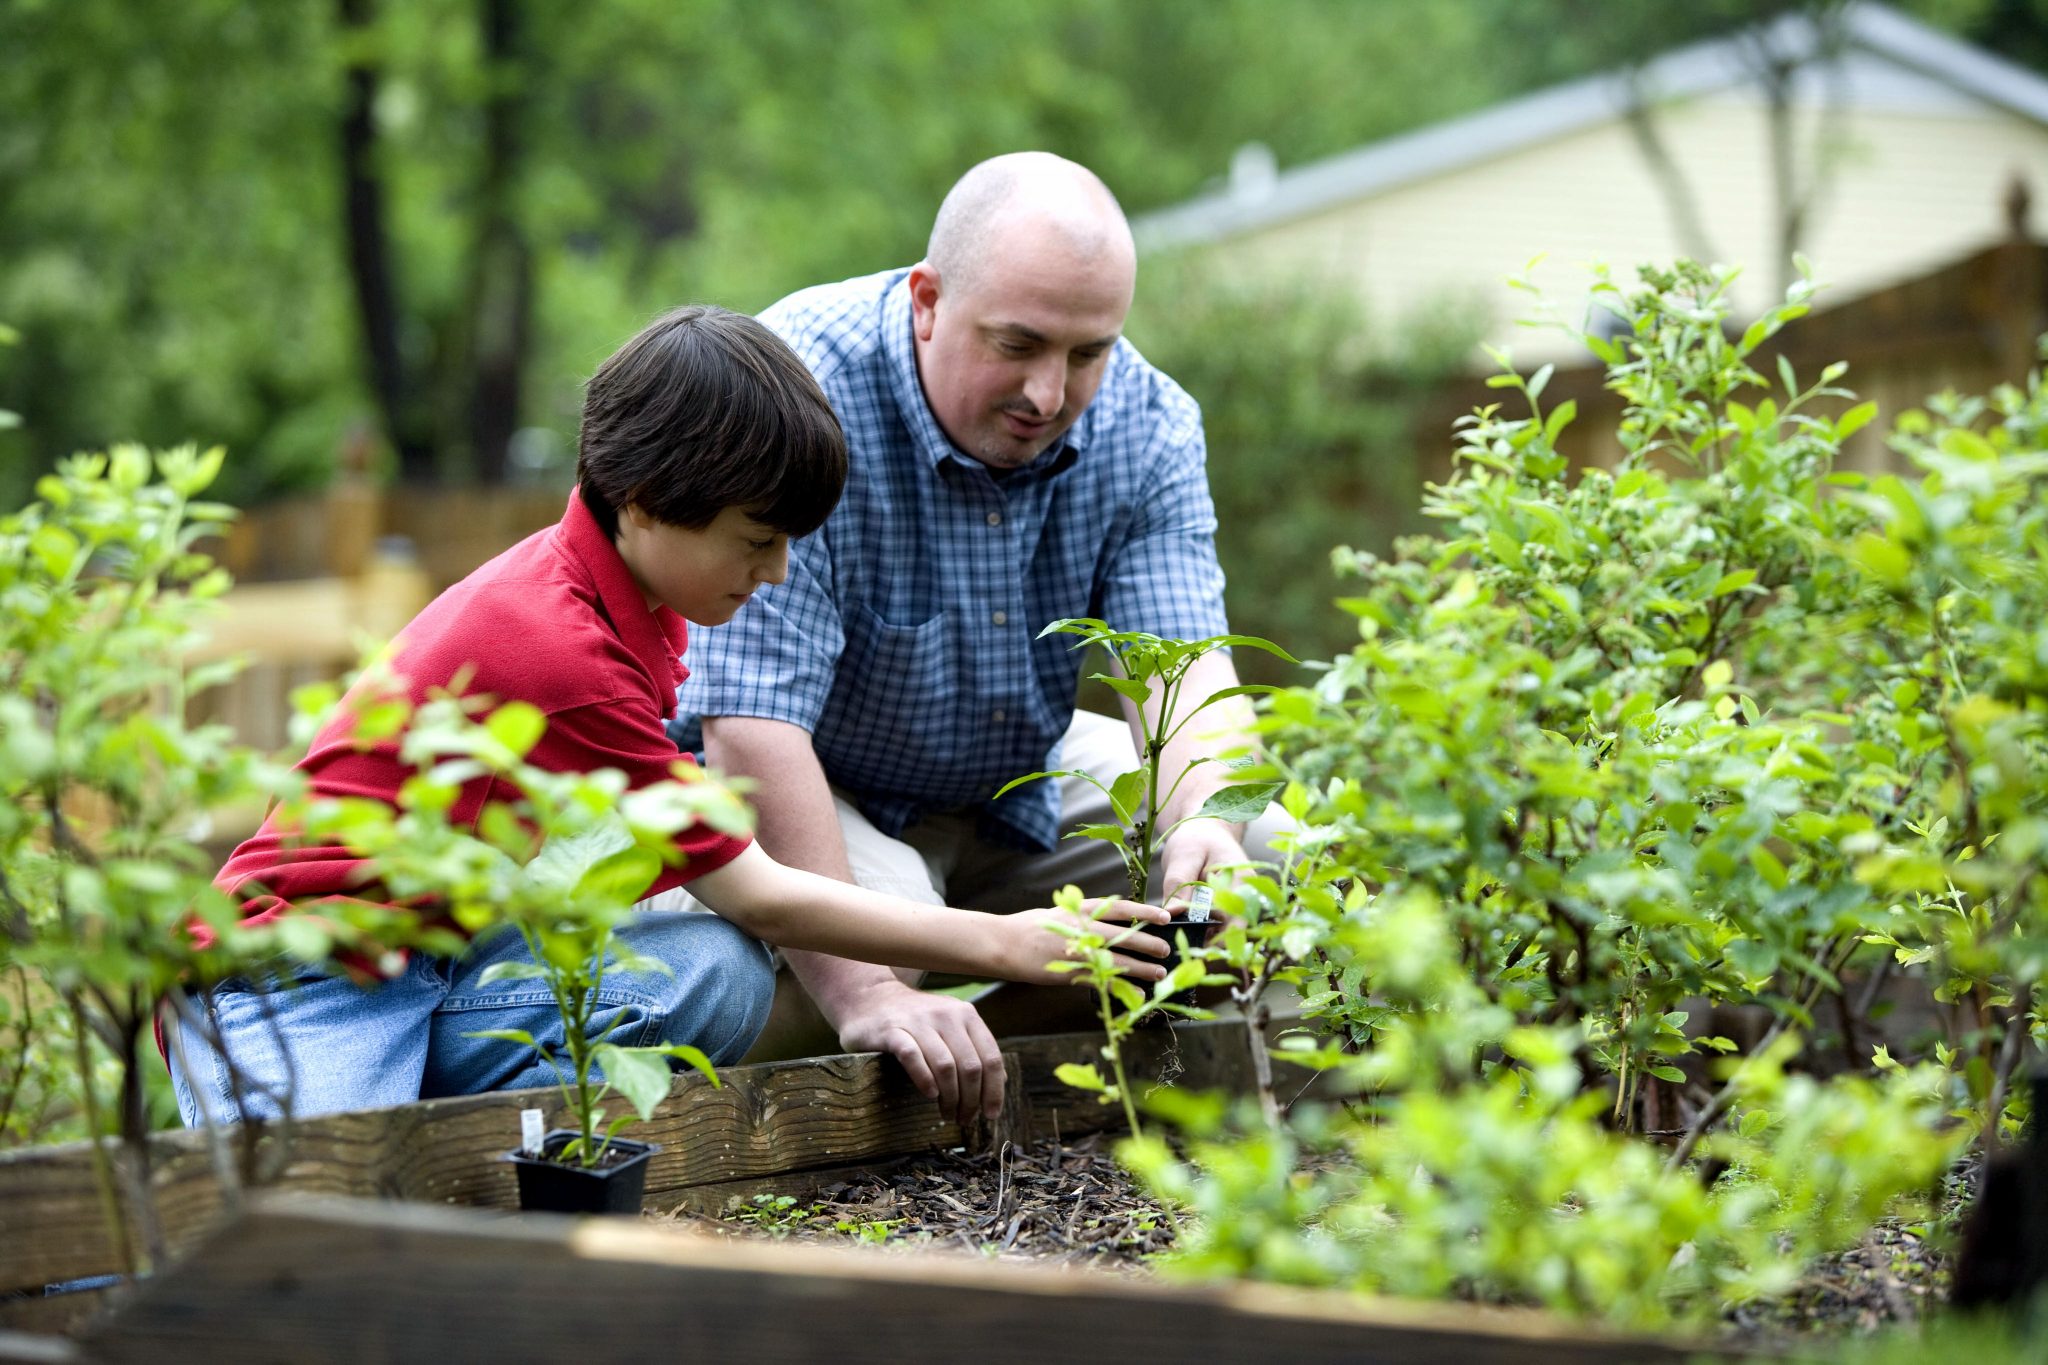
[648,1133,1957,1347]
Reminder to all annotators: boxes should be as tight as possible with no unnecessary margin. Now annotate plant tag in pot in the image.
[520,1107,546,1157]
[1186,885,1213,923]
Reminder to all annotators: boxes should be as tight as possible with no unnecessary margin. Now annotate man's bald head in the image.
[924,152,1136,300]
[907,153,1137,470]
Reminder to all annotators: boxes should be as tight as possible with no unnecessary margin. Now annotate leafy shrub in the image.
[1128,261,2045,1326]
[0,447,353,1270]
[1130,892,1958,1326]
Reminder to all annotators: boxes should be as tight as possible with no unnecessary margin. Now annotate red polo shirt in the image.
[215,490,750,930]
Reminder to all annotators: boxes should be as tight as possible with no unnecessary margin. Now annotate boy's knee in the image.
[630,913,776,1064]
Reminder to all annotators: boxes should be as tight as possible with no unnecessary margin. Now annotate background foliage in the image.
[1,2,2012,544]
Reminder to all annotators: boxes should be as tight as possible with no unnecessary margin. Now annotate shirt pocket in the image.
[827,606,969,779]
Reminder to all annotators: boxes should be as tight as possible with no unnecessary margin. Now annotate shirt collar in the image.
[881,271,1087,483]
[556,490,690,689]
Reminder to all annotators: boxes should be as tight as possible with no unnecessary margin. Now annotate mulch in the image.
[652,1131,1173,1268]
[651,1132,1962,1344]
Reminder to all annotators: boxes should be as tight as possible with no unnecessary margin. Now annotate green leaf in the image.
[1709,569,1756,597]
[476,961,550,987]
[592,1044,675,1122]
[1833,401,1878,442]
[1847,531,1911,586]
[1054,1062,1106,1092]
[573,845,664,905]
[1647,1065,1686,1083]
[994,770,1063,800]
[1749,846,1789,890]
[655,1043,721,1087]
[1108,769,1148,825]
[1542,398,1577,447]
[1096,674,1153,706]
[1193,780,1283,824]
[485,701,547,759]
[1204,634,1299,664]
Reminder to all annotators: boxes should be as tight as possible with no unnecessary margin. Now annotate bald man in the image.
[670,153,1273,1123]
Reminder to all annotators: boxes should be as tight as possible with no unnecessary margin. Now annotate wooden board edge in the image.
[80,1196,1756,1364]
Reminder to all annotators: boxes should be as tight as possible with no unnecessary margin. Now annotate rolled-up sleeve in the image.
[1095,390,1230,643]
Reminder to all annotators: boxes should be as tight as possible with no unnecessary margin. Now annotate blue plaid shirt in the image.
[670,268,1229,851]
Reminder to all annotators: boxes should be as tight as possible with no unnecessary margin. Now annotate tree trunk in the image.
[462,0,533,486]
[338,0,436,483]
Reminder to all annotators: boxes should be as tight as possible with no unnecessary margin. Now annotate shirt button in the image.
[991,610,1008,626]
[986,511,1003,527]
[991,709,1007,724]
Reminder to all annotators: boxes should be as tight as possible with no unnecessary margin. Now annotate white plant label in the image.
[520,1107,545,1156]
[1187,885,1214,923]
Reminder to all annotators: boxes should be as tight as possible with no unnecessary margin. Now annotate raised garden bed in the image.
[0,1012,1740,1363]
[0,1015,1326,1334]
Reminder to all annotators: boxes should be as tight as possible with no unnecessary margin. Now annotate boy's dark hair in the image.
[576,305,847,539]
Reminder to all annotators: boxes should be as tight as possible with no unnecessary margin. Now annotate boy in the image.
[172,306,1167,1129]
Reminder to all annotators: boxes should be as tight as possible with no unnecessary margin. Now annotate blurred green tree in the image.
[0,0,2010,511]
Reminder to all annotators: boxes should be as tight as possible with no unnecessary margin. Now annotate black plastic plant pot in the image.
[1158,915,1219,971]
[505,1131,659,1215]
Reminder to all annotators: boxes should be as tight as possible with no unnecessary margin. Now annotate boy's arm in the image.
[690,843,1164,983]
[700,717,1038,1123]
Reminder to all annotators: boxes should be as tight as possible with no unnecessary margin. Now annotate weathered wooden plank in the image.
[0,1328,78,1363]
[82,1196,1738,1365]
[0,1051,972,1294]
[0,1014,1342,1297]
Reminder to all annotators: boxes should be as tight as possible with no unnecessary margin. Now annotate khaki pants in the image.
[745,709,1297,1053]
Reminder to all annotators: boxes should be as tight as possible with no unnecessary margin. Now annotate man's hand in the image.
[1156,817,1249,907]
[832,977,1009,1125]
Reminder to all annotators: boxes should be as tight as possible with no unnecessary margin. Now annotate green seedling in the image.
[999,620,1290,1127]
[997,619,1293,906]
[1044,886,1218,1138]
[296,686,754,1171]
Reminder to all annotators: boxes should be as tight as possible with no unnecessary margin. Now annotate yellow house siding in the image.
[1198,94,2048,366]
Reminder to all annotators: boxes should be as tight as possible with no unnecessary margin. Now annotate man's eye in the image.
[748,539,775,551]
[994,339,1031,356]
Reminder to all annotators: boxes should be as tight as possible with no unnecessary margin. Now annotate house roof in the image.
[1133,2,2048,252]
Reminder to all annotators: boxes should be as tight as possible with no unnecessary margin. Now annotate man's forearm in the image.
[700,715,915,1024]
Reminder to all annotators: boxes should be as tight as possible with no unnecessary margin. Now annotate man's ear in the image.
[907,261,941,343]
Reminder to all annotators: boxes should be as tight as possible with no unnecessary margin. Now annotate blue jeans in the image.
[166,903,774,1127]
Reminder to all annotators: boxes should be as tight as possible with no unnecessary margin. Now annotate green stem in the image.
[67,996,136,1277]
[1097,971,1142,1139]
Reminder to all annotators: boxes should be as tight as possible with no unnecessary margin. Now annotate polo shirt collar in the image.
[882,271,1087,482]
[557,490,690,689]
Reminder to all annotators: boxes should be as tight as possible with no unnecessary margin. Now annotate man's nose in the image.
[1022,358,1065,418]
[757,543,788,585]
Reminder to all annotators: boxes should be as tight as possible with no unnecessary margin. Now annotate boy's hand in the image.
[1004,899,1171,986]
